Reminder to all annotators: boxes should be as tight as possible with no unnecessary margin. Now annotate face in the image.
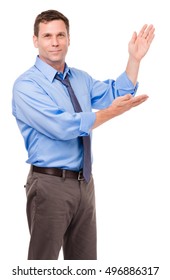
[33,20,70,72]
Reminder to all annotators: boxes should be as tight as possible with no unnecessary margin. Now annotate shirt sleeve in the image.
[12,79,96,141]
[91,71,139,110]
[79,112,96,134]
[115,71,139,96]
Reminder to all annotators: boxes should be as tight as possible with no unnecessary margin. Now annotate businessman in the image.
[12,9,155,260]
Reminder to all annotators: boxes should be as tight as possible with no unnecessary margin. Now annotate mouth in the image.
[49,50,61,53]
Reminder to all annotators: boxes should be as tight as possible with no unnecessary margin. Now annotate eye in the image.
[58,33,66,38]
[43,33,51,38]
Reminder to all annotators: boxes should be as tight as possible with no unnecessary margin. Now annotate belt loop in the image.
[78,170,84,181]
[62,169,66,180]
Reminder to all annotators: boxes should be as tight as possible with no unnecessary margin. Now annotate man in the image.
[12,9,155,260]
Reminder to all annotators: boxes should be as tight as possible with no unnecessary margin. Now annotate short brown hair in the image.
[34,9,70,36]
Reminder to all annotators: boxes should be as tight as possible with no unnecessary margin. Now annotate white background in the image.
[1,0,170,279]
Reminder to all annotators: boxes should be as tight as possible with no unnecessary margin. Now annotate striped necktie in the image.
[55,74,91,183]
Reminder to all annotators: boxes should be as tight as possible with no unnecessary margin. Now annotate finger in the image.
[116,94,132,104]
[147,33,155,45]
[138,24,148,37]
[131,95,149,107]
[144,25,155,39]
[130,31,137,44]
[120,94,133,105]
[122,93,133,100]
[146,26,155,43]
[133,94,149,102]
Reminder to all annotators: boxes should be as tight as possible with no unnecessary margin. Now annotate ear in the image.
[68,34,70,46]
[33,35,38,48]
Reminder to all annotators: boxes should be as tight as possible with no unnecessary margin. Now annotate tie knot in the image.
[55,74,70,87]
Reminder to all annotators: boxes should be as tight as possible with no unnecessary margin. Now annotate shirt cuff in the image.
[79,112,96,135]
[116,71,139,96]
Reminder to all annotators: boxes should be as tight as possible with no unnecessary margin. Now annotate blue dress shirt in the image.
[12,56,138,171]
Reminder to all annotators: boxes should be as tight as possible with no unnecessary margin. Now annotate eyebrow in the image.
[41,31,67,36]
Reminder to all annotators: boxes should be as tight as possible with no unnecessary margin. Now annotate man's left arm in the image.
[125,24,155,86]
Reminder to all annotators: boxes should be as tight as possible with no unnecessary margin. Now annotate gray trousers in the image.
[25,167,97,260]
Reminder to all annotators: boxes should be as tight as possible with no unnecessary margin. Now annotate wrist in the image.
[128,54,141,66]
[126,56,140,86]
[92,107,115,129]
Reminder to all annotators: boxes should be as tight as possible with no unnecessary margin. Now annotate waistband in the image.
[32,165,84,181]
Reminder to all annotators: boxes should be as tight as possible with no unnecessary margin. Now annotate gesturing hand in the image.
[128,24,155,62]
[93,94,149,129]
[109,93,149,117]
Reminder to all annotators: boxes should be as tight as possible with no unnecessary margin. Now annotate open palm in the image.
[128,24,155,61]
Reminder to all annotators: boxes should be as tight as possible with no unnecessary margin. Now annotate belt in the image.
[32,165,84,181]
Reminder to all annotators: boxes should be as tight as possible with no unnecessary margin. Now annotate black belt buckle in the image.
[78,170,84,181]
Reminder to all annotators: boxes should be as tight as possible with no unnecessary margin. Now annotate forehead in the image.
[39,20,67,34]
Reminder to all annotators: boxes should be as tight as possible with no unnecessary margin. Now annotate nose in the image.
[51,36,59,47]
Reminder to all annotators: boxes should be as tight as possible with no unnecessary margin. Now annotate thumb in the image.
[123,93,133,100]
[130,31,137,44]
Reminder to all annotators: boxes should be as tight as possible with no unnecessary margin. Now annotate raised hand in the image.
[128,24,155,62]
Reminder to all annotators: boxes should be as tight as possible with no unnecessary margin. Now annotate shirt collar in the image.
[34,56,71,83]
